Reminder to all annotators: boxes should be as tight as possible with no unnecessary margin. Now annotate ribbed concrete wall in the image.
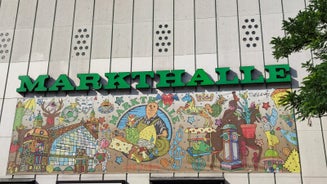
[0,0,326,183]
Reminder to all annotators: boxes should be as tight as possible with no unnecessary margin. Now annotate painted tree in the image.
[271,0,327,120]
[13,101,25,131]
[283,149,301,173]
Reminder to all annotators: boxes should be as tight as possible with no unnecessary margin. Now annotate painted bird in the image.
[280,129,298,145]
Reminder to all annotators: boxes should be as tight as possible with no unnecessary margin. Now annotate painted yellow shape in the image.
[265,131,279,146]
[139,124,157,143]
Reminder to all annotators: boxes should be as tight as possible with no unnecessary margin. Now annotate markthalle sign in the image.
[16,64,290,93]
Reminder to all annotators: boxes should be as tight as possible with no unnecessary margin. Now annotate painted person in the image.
[129,102,169,160]
[136,102,168,138]
[262,115,279,149]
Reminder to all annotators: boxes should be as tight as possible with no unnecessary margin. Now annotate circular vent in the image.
[241,18,260,48]
[73,28,90,57]
[155,24,172,53]
[0,32,11,60]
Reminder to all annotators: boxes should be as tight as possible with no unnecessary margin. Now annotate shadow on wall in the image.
[290,67,299,88]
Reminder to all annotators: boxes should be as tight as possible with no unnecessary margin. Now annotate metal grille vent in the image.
[155,24,172,53]
[0,32,11,61]
[241,18,260,48]
[72,28,90,57]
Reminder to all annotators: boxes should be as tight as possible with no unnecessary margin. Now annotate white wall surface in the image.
[0,0,326,183]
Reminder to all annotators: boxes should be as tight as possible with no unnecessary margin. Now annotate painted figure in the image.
[135,102,168,138]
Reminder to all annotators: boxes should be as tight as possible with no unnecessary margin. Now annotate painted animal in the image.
[177,94,199,114]
[177,94,214,127]
[41,99,64,127]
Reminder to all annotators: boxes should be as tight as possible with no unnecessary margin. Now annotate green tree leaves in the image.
[271,0,327,120]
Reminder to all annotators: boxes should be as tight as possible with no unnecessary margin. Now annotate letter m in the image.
[16,75,49,93]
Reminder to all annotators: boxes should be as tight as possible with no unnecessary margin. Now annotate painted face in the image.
[262,116,268,123]
[146,102,158,119]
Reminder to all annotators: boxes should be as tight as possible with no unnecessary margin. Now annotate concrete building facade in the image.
[0,0,326,183]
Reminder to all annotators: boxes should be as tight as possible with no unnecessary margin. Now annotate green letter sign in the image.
[17,75,49,93]
[48,74,74,91]
[156,70,185,88]
[265,64,291,83]
[16,64,292,93]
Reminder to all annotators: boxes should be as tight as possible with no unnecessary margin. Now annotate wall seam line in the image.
[258,0,268,89]
[280,0,303,183]
[26,0,39,77]
[109,0,115,74]
[67,0,77,79]
[45,0,58,98]
[0,0,20,125]
[88,0,96,74]
[236,0,243,91]
[151,0,155,93]
[214,0,220,91]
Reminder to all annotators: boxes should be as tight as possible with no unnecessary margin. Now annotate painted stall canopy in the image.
[7,89,300,174]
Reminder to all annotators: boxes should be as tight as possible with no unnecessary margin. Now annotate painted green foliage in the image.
[13,101,24,131]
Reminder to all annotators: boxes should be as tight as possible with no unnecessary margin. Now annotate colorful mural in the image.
[7,89,300,174]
